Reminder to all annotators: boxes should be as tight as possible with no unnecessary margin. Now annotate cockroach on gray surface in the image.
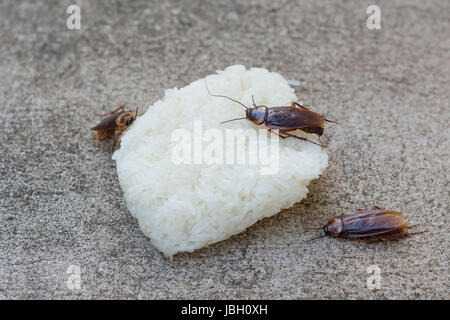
[205,80,336,147]
[91,105,138,149]
[303,206,426,242]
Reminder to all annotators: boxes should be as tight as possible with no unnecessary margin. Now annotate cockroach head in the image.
[247,106,268,125]
[324,218,343,237]
[116,111,135,127]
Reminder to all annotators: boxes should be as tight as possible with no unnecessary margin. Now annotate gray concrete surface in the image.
[0,0,449,299]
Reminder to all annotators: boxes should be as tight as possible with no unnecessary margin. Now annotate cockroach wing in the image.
[264,107,324,130]
[90,112,121,131]
[340,210,407,238]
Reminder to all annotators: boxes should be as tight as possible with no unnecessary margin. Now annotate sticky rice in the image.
[112,65,328,256]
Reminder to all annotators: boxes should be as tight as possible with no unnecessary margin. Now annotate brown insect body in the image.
[91,105,137,148]
[250,104,327,136]
[324,207,407,239]
[205,80,334,147]
[305,206,423,242]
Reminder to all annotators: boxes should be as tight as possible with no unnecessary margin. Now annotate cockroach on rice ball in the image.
[205,80,337,148]
[112,65,329,256]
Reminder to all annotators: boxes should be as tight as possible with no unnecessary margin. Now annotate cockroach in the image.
[205,80,336,147]
[90,105,138,148]
[303,206,426,242]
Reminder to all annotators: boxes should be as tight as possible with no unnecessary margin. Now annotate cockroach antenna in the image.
[204,79,248,110]
[303,226,324,231]
[219,117,248,124]
[306,234,327,242]
[300,214,324,231]
[135,107,139,119]
[324,111,338,124]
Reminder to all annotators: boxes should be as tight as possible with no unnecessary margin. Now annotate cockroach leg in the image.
[364,229,426,243]
[363,237,380,243]
[406,225,427,232]
[269,129,327,147]
[324,118,338,124]
[276,102,310,111]
[268,129,288,139]
[407,230,428,236]
[96,129,114,141]
[282,132,327,148]
[378,233,405,241]
[95,105,125,117]
[372,231,407,242]
[291,102,311,112]
[363,234,402,243]
[112,132,122,149]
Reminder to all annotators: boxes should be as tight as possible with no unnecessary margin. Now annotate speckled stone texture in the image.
[0,0,448,299]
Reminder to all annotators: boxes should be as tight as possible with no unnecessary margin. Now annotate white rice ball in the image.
[112,65,328,256]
